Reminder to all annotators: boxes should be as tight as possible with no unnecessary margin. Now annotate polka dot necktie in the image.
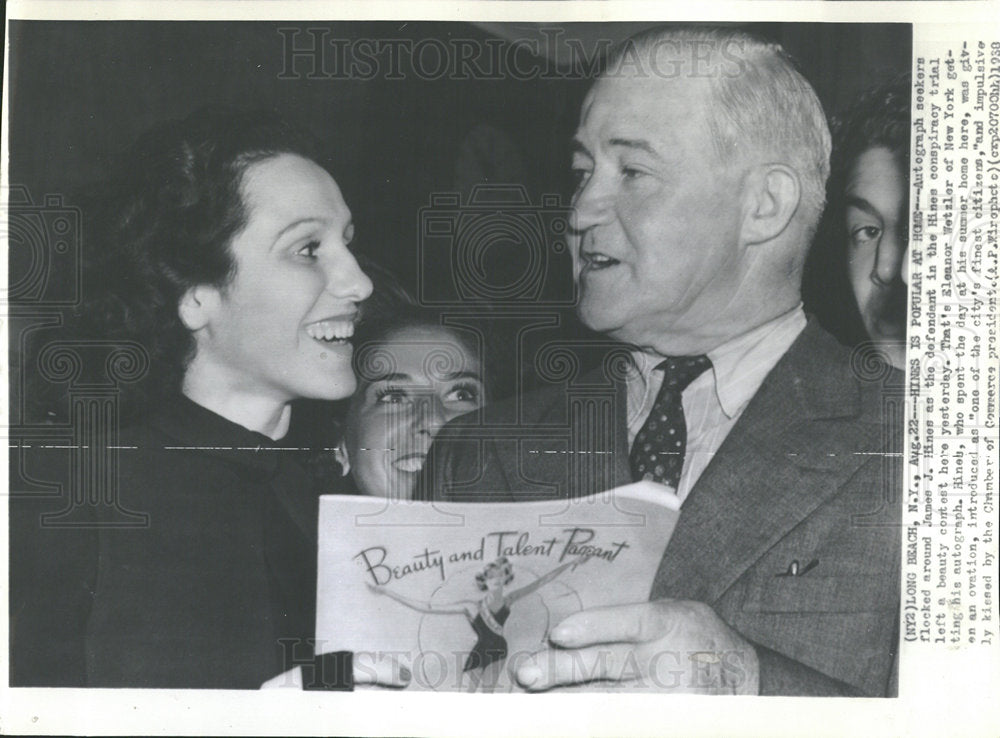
[629,355,712,489]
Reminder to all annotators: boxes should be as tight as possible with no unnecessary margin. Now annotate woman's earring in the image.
[334,442,351,476]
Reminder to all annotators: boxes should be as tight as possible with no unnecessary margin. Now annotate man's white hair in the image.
[605,26,832,237]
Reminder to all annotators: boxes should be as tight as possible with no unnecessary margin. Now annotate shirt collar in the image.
[628,306,807,418]
[706,306,807,418]
[626,349,662,384]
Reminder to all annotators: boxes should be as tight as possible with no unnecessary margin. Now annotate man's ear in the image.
[740,164,801,246]
[178,284,221,332]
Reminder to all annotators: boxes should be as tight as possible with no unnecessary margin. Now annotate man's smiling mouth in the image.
[582,252,621,271]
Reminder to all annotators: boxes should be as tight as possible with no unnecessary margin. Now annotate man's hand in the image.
[515,599,759,694]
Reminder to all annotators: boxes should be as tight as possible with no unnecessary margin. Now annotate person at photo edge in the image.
[804,75,911,370]
[417,26,902,697]
[8,108,405,689]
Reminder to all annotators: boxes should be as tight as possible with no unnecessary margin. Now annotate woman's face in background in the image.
[346,325,484,499]
[844,146,908,367]
[183,153,373,404]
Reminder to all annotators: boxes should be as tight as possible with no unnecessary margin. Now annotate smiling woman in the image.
[344,306,488,499]
[10,108,377,688]
[178,151,371,437]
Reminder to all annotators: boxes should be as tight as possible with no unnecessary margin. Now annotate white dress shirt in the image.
[625,306,807,503]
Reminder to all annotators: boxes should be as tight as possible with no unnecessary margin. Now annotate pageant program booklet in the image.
[315,482,680,692]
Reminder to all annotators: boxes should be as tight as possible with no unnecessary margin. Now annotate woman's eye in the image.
[297,240,321,258]
[446,385,481,404]
[375,387,410,405]
[850,225,882,247]
[571,167,591,189]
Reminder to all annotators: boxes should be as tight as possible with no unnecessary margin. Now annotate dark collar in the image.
[146,395,282,475]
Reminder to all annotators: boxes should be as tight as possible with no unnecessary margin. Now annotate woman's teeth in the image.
[306,319,355,343]
[393,455,426,474]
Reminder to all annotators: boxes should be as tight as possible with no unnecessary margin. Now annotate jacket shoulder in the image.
[780,322,904,426]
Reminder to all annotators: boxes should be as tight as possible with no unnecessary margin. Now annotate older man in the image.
[420,27,901,696]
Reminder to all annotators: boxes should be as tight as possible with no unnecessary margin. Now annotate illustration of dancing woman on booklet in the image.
[370,555,588,692]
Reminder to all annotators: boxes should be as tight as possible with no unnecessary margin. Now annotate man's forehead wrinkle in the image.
[579,78,709,165]
[598,71,711,112]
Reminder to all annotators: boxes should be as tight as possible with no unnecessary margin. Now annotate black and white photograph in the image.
[2,2,997,736]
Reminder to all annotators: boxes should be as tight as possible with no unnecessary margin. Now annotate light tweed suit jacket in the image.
[418,321,902,696]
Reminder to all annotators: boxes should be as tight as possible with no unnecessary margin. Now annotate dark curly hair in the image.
[803,74,911,346]
[80,107,325,413]
[475,557,514,590]
[831,75,911,185]
[351,260,495,400]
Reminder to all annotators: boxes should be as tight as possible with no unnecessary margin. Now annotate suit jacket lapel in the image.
[651,323,886,604]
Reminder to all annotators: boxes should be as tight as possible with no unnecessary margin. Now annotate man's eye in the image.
[621,166,644,180]
[571,168,591,188]
[297,240,321,258]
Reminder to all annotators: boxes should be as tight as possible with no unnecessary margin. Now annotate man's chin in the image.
[577,305,625,337]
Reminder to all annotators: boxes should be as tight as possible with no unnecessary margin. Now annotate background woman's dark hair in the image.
[802,74,911,346]
[78,106,325,415]
[352,259,497,402]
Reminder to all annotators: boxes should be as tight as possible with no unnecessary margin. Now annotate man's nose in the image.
[325,250,374,302]
[571,174,614,233]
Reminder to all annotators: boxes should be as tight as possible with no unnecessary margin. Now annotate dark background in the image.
[7,21,911,422]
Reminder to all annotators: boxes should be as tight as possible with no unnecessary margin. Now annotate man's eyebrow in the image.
[845,195,884,222]
[570,138,592,157]
[608,137,662,158]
